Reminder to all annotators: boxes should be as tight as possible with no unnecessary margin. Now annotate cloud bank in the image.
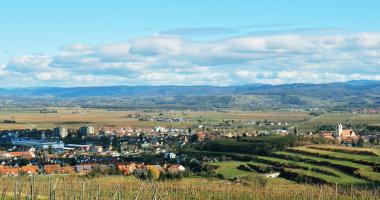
[2,31,380,87]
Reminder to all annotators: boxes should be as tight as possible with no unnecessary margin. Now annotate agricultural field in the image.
[299,112,380,132]
[1,174,380,200]
[1,108,379,132]
[0,109,311,130]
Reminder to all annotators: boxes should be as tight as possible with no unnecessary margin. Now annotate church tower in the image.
[337,122,343,137]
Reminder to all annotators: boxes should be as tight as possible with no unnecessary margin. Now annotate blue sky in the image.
[1,0,380,87]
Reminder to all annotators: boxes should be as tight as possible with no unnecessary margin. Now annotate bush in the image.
[240,175,268,187]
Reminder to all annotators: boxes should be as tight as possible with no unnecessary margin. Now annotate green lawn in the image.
[213,161,255,179]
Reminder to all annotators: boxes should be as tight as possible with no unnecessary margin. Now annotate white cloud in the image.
[235,70,257,79]
[130,36,183,56]
[3,31,380,86]
[7,54,52,72]
[34,69,69,81]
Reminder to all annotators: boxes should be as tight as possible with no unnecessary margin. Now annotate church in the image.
[335,122,358,142]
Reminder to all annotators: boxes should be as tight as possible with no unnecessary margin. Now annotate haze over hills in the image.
[0,80,379,98]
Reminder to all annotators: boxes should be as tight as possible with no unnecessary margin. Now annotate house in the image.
[272,129,288,136]
[321,131,334,140]
[0,166,19,176]
[166,164,185,174]
[61,166,75,174]
[0,165,38,176]
[75,164,93,174]
[117,163,141,175]
[0,151,35,160]
[117,164,129,175]
[164,152,176,159]
[44,164,74,174]
[265,172,280,178]
[90,146,103,153]
[44,164,61,174]
[196,131,206,141]
[20,165,38,175]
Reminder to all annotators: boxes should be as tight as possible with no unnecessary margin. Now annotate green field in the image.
[212,161,257,179]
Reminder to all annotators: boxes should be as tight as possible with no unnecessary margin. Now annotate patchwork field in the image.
[0,109,310,130]
[1,109,380,134]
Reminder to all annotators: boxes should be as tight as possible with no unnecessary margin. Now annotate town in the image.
[0,112,374,179]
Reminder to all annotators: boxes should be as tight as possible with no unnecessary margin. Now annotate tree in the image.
[148,166,160,180]
[357,137,365,147]
[112,137,120,151]
[190,134,198,143]
[47,145,53,154]
[369,137,376,146]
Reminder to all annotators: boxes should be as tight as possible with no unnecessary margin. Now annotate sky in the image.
[1,0,380,87]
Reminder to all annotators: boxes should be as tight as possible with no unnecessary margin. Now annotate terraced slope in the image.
[253,155,368,185]
[288,146,380,166]
[249,145,380,186]
[307,145,380,156]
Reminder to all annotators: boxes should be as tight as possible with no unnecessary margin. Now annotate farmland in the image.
[0,109,310,130]
[2,108,380,131]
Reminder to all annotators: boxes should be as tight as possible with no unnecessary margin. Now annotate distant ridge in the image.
[0,80,380,98]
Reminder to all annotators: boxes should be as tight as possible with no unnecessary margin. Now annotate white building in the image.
[54,126,68,138]
[80,125,95,136]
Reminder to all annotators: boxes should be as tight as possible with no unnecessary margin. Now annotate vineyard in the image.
[0,174,380,200]
[210,144,380,187]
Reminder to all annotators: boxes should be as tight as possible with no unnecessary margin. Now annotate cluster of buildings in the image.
[117,163,185,175]
[320,122,358,145]
[0,124,193,177]
[351,108,380,114]
[0,162,185,177]
[245,120,290,126]
[128,112,189,123]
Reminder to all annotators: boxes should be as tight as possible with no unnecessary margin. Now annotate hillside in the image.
[192,141,380,187]
[1,80,380,98]
[1,80,380,110]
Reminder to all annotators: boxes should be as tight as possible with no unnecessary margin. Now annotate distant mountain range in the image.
[0,80,379,98]
[1,80,380,110]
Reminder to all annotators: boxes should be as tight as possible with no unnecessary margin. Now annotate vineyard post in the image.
[17,175,22,199]
[97,184,100,200]
[81,181,85,200]
[29,174,35,200]
[152,186,157,200]
[49,175,52,200]
[13,180,16,200]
